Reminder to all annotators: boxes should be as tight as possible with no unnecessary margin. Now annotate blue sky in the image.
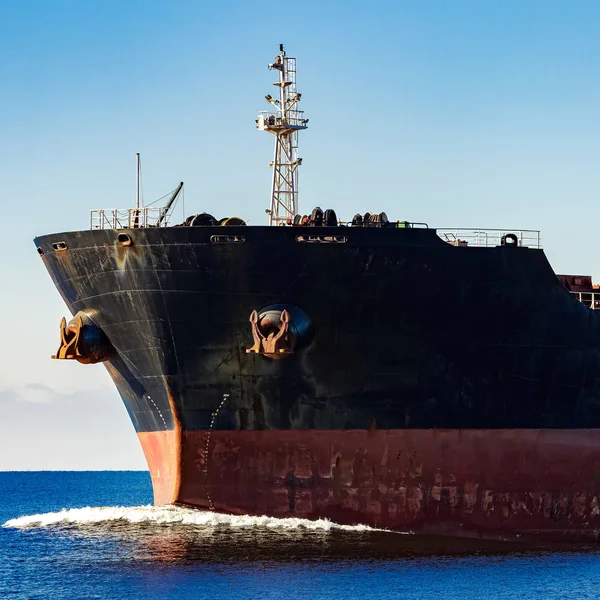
[1,0,599,469]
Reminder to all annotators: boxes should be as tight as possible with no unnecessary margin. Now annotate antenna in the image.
[132,153,142,228]
[257,44,308,226]
[135,153,141,210]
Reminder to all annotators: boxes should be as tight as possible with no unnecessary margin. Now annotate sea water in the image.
[2,472,600,599]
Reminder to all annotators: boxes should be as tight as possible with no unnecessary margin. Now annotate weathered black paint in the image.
[34,225,600,434]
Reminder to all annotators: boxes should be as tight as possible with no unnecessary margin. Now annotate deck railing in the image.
[570,291,600,310]
[90,207,169,230]
[437,229,541,248]
[256,109,307,130]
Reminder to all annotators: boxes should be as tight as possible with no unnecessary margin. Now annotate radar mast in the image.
[257,44,308,226]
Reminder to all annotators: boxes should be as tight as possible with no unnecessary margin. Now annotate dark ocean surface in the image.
[3,472,600,599]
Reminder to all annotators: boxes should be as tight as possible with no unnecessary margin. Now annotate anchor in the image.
[52,312,114,364]
[246,309,295,359]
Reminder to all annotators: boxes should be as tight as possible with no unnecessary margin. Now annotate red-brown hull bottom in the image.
[138,429,600,542]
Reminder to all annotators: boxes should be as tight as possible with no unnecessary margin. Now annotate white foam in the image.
[3,505,382,532]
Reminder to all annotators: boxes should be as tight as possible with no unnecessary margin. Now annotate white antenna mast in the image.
[257,44,308,226]
[136,152,141,210]
[132,152,142,228]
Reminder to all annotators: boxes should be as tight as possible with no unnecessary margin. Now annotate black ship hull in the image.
[34,225,600,540]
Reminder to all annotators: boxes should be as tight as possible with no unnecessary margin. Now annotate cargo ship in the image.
[35,46,600,541]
